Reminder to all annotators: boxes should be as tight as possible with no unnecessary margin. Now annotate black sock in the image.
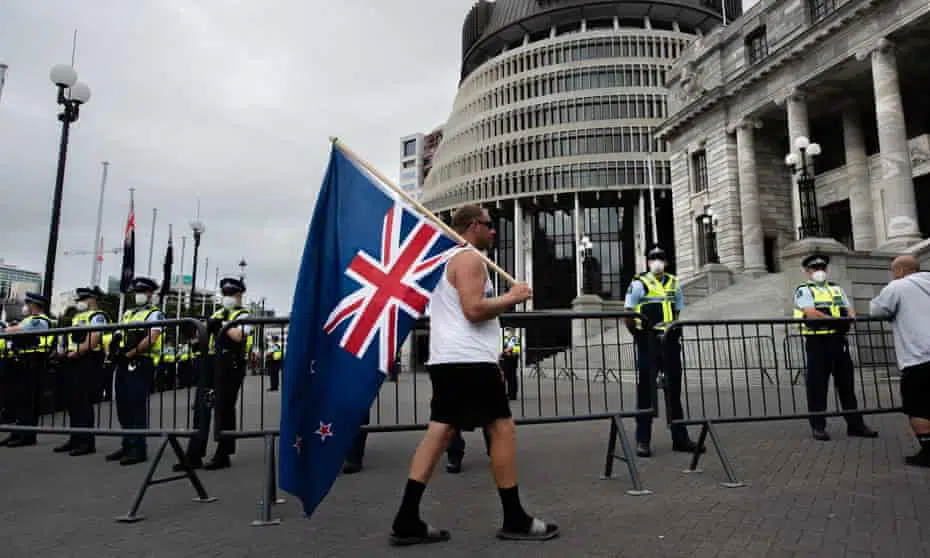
[392,479,427,534]
[917,434,930,452]
[498,485,532,532]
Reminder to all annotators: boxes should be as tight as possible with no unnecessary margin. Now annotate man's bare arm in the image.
[451,251,530,323]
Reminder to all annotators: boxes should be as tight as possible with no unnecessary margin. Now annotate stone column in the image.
[784,89,809,240]
[735,119,767,274]
[864,38,921,248]
[841,102,876,251]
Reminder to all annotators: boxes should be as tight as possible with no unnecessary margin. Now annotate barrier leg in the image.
[600,415,652,496]
[269,435,285,505]
[683,423,709,474]
[705,422,746,488]
[116,434,216,524]
[252,433,282,526]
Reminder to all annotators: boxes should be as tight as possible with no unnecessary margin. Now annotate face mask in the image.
[134,293,149,306]
[811,270,827,283]
[21,305,29,315]
[648,260,665,274]
[76,301,88,312]
[222,296,238,309]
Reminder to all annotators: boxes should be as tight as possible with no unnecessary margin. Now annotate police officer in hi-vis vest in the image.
[107,277,164,466]
[266,335,283,392]
[500,327,520,401]
[0,292,53,448]
[55,286,108,456]
[794,253,878,442]
[177,277,252,471]
[624,247,702,458]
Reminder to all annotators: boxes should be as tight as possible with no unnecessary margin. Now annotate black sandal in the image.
[389,524,451,546]
[497,518,560,541]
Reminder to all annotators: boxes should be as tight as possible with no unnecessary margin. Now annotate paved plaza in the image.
[1,374,929,558]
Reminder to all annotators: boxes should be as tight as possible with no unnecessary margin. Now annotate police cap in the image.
[75,286,104,300]
[646,246,667,261]
[802,254,830,269]
[219,277,246,294]
[24,292,50,309]
[130,277,159,293]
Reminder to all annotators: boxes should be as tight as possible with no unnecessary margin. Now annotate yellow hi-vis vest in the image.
[68,309,109,352]
[120,306,164,364]
[15,314,54,354]
[502,335,521,355]
[209,307,253,356]
[632,273,679,331]
[793,281,848,335]
[267,343,283,361]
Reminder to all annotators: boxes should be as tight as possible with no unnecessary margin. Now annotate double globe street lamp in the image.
[785,136,823,240]
[42,64,91,300]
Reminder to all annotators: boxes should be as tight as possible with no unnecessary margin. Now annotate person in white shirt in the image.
[389,204,558,546]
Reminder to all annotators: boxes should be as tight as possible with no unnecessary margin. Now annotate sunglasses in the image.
[474,219,495,230]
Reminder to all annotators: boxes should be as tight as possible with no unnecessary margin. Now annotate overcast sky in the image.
[1,0,756,315]
[0,0,475,314]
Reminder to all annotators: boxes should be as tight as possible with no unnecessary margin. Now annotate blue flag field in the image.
[279,143,460,518]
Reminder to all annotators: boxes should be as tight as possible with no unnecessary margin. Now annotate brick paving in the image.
[1,401,929,558]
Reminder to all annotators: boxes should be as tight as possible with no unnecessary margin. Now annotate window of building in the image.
[745,27,768,64]
[691,150,708,193]
[402,159,416,169]
[809,0,836,22]
[402,139,417,157]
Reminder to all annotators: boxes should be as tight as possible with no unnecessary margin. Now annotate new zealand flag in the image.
[279,144,459,518]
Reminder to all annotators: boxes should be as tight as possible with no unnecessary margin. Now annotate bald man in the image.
[870,255,930,467]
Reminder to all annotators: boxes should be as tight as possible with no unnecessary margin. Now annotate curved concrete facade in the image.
[423,1,726,215]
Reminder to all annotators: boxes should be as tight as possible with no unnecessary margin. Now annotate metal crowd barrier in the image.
[213,311,658,525]
[661,317,900,487]
[0,318,215,522]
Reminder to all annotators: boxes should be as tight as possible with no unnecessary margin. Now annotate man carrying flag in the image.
[279,141,557,546]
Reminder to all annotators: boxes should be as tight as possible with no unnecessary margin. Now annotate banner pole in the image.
[330,137,517,285]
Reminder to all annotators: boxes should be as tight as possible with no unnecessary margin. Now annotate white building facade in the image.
[656,0,930,280]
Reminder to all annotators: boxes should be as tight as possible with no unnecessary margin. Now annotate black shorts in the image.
[427,362,512,431]
[901,361,930,419]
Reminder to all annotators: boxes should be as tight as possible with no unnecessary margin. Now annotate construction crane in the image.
[62,238,123,287]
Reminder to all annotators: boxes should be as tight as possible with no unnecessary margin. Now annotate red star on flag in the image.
[315,422,334,442]
[294,436,303,455]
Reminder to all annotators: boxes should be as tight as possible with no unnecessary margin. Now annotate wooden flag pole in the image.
[330,137,517,286]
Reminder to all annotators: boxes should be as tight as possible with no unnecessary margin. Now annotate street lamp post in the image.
[578,235,594,295]
[697,211,720,264]
[785,136,823,239]
[238,258,247,281]
[42,64,91,300]
[188,220,205,312]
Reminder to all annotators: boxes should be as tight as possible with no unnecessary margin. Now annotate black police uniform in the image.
[795,254,877,441]
[625,248,700,457]
[55,287,108,456]
[179,277,251,471]
[1,293,53,447]
[107,277,163,465]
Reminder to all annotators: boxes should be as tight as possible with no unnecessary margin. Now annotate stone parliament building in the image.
[656,0,930,311]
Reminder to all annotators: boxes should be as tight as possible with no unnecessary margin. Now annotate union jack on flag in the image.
[323,204,459,374]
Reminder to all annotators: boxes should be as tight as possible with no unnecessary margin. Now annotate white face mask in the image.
[21,304,29,315]
[222,296,238,309]
[134,293,149,306]
[811,270,827,283]
[75,301,89,312]
[648,260,665,274]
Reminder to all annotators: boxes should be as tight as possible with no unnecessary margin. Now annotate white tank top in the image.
[427,247,500,365]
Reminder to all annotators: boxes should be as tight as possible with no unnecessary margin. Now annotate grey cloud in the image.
[0,0,473,312]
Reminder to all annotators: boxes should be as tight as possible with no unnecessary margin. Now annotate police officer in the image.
[500,327,520,401]
[0,318,12,424]
[107,277,164,465]
[55,287,108,456]
[178,277,252,471]
[1,293,53,448]
[624,247,701,457]
[265,335,282,392]
[794,254,878,441]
